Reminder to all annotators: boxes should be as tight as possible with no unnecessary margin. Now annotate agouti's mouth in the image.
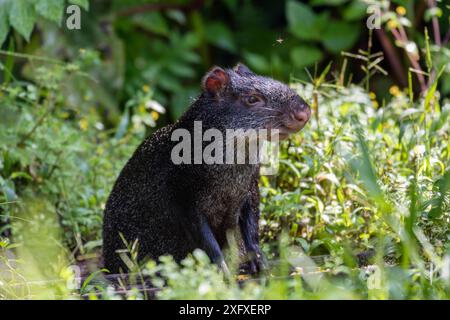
[269,127,298,141]
[278,133,291,140]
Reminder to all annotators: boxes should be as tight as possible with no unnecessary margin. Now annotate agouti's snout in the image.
[282,96,311,133]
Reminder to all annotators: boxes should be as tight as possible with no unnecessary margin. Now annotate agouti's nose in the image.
[293,109,309,124]
[285,107,311,132]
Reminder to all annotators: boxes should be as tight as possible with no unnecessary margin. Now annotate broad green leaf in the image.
[167,61,196,78]
[181,50,201,64]
[290,45,323,68]
[322,21,360,53]
[9,0,37,41]
[179,32,200,49]
[243,51,269,73]
[68,0,89,10]
[205,22,237,53]
[343,0,368,20]
[35,0,65,25]
[166,10,186,25]
[1,179,17,201]
[286,1,322,40]
[132,12,169,36]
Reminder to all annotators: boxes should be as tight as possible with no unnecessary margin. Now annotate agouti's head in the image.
[201,64,311,140]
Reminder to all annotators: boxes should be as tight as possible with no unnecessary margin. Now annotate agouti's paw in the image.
[240,251,269,275]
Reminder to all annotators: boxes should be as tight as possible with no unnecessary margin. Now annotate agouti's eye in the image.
[243,95,263,106]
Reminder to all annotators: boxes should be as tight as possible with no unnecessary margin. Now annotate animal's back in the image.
[102,125,194,272]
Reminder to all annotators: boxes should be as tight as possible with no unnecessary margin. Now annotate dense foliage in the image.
[0,0,449,299]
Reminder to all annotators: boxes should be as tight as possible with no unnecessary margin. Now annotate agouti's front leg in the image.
[196,214,230,274]
[239,199,268,275]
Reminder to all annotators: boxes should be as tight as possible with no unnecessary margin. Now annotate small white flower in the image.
[145,100,165,114]
[410,144,425,158]
[95,122,104,130]
[405,42,418,55]
[198,282,211,295]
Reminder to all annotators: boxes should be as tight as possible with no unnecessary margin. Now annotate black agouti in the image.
[103,64,311,274]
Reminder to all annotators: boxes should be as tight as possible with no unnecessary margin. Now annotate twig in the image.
[427,0,442,46]
[374,29,407,87]
[0,49,96,82]
[389,24,427,92]
[443,26,450,45]
[0,49,64,65]
[18,95,55,146]
[365,29,373,91]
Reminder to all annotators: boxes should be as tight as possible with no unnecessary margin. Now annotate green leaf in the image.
[0,9,8,47]
[311,0,347,5]
[132,12,169,36]
[343,0,368,21]
[290,45,323,68]
[442,73,450,96]
[205,22,237,53]
[167,61,196,78]
[68,0,89,10]
[3,39,15,84]
[35,0,65,25]
[424,66,445,113]
[9,0,37,41]
[322,21,360,53]
[80,268,108,293]
[0,0,11,48]
[1,180,17,201]
[10,171,33,180]
[286,1,323,40]
[114,107,130,140]
[243,51,269,73]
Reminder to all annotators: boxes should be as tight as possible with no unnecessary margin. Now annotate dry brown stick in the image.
[443,26,450,45]
[427,0,442,46]
[374,29,407,87]
[390,25,427,92]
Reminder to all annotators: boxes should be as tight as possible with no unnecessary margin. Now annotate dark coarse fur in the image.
[103,64,310,273]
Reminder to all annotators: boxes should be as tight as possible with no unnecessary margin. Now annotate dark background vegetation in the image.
[2,0,449,124]
[0,0,449,299]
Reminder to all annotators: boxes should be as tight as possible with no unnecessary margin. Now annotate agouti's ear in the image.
[202,67,230,96]
[233,63,255,76]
